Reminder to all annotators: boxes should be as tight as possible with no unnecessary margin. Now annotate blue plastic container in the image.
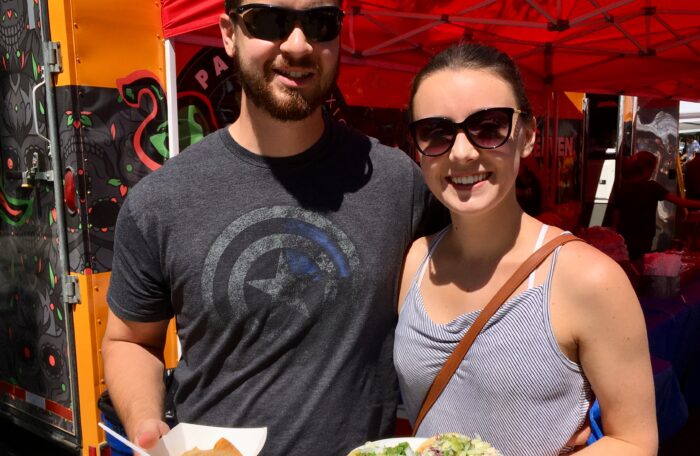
[98,391,133,456]
[100,411,133,456]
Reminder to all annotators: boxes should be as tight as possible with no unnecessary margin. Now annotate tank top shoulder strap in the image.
[412,226,451,288]
[544,230,573,286]
[527,224,550,289]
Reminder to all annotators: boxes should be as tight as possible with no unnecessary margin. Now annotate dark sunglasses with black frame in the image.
[409,107,528,157]
[228,4,345,42]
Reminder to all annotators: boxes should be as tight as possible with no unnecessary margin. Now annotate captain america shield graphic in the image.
[201,206,362,339]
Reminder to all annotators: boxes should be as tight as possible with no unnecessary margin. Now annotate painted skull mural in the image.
[0,0,74,432]
[0,0,176,434]
[58,70,169,273]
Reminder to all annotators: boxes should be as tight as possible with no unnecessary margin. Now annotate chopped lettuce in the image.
[353,441,416,456]
[350,433,501,456]
[419,433,502,456]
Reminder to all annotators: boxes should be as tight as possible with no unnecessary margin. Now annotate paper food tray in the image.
[148,423,266,456]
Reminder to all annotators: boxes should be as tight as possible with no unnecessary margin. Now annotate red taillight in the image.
[100,442,112,456]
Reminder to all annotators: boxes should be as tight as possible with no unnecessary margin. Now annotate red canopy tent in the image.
[161,0,700,109]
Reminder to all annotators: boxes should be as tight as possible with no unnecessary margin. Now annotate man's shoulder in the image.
[167,128,226,167]
[647,179,669,195]
[331,120,416,171]
[125,130,226,209]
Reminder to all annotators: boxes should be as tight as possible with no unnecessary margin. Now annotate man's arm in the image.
[665,192,700,210]
[102,310,171,448]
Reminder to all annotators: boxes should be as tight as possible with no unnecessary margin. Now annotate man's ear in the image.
[220,13,236,57]
[520,116,537,159]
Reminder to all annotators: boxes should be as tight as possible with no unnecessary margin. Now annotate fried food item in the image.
[181,437,243,456]
[214,438,241,454]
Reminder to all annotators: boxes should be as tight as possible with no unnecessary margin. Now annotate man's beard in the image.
[236,53,338,121]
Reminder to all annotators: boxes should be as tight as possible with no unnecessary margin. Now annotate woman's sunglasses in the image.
[229,4,345,42]
[409,107,526,157]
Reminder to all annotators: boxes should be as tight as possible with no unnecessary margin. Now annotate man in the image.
[614,150,700,260]
[685,142,700,200]
[102,1,444,455]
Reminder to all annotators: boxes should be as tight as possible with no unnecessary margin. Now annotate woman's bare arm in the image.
[557,244,657,455]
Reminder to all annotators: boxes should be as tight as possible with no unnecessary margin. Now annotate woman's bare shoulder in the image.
[398,234,439,312]
[408,234,433,258]
[403,235,434,278]
[554,238,638,311]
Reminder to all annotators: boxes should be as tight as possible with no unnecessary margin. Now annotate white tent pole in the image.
[653,16,700,57]
[363,16,424,49]
[362,44,424,57]
[524,0,558,25]
[165,38,180,158]
[569,0,635,26]
[363,22,438,56]
[448,16,547,28]
[656,31,700,54]
[355,8,546,28]
[350,0,506,56]
[341,55,420,73]
[553,91,560,205]
[354,0,497,21]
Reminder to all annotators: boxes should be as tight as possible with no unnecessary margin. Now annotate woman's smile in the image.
[447,172,492,187]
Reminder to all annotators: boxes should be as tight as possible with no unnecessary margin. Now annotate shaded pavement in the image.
[0,418,76,456]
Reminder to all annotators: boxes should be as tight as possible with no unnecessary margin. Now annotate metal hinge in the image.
[44,41,62,74]
[20,150,54,189]
[63,275,81,304]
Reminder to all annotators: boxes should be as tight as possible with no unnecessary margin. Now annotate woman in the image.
[394,44,657,455]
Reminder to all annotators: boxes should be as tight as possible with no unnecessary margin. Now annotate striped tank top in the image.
[394,225,593,456]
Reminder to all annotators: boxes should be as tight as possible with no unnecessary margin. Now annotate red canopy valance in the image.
[161,0,700,107]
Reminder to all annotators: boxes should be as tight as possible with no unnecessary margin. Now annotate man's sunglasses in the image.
[229,4,345,42]
[409,107,526,157]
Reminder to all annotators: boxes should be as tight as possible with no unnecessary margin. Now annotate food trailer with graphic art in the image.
[0,1,351,453]
[0,1,179,454]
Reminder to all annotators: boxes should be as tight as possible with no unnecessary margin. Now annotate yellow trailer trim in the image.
[73,271,178,455]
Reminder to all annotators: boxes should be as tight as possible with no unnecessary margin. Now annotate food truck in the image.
[0,1,181,453]
[1,0,697,454]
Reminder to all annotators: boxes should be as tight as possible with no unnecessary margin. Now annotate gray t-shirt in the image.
[107,119,444,456]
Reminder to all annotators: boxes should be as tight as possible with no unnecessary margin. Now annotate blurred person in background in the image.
[614,150,700,261]
[684,140,700,200]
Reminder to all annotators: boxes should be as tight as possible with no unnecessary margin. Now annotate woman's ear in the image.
[220,13,236,57]
[520,116,537,159]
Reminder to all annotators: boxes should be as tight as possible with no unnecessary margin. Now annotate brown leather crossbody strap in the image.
[412,233,583,435]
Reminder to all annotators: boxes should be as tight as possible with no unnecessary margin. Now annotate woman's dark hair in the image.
[409,43,533,120]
